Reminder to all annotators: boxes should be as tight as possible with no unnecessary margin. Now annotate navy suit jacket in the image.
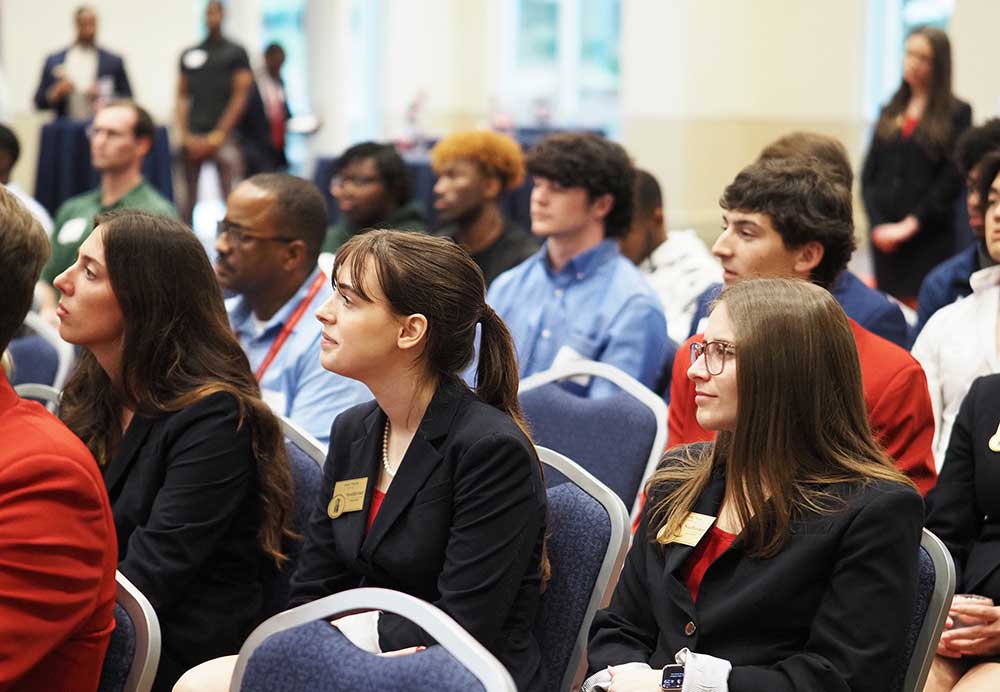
[34,46,132,117]
[912,243,980,342]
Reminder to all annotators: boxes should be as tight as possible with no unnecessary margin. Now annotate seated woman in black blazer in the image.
[174,229,549,692]
[52,210,294,692]
[923,374,1000,691]
[584,278,923,692]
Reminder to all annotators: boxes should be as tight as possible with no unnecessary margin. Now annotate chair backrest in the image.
[261,417,326,618]
[14,382,61,414]
[22,311,76,389]
[230,587,517,692]
[534,446,630,692]
[519,360,667,522]
[7,334,59,387]
[99,571,161,692]
[892,528,956,692]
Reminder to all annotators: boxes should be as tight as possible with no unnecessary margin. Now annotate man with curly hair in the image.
[430,130,538,285]
[486,132,669,398]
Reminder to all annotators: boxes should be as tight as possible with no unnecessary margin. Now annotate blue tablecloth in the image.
[34,119,174,216]
[313,153,533,232]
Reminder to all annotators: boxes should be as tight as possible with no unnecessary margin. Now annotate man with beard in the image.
[216,173,370,445]
[430,130,538,285]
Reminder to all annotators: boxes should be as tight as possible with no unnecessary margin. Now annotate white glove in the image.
[675,648,731,692]
[581,662,652,692]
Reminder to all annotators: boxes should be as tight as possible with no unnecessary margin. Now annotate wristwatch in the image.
[661,664,685,689]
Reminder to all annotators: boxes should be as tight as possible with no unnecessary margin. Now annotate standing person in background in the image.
[176,0,253,223]
[34,5,132,120]
[322,141,427,253]
[862,26,972,305]
[253,43,291,172]
[618,168,721,346]
[431,130,538,286]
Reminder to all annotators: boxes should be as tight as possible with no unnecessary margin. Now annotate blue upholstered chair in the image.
[535,446,630,691]
[229,588,517,692]
[98,571,161,692]
[17,311,76,389]
[519,360,668,523]
[13,382,61,413]
[261,417,326,618]
[890,528,956,692]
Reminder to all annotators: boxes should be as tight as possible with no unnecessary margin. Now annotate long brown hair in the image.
[875,26,959,156]
[646,279,913,557]
[59,210,294,564]
[333,229,550,580]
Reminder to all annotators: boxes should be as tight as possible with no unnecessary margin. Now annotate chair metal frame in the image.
[519,359,668,523]
[535,445,630,692]
[280,416,327,466]
[228,587,517,692]
[114,570,162,692]
[902,529,956,692]
[14,382,61,413]
[22,310,76,390]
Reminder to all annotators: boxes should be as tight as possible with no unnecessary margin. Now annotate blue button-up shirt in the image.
[488,239,669,398]
[228,267,372,446]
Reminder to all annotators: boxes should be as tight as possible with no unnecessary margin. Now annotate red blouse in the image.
[679,525,737,603]
[367,489,386,534]
[901,116,919,139]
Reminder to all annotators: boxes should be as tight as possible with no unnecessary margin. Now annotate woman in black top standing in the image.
[862,25,971,304]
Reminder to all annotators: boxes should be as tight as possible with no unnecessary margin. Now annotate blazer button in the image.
[684,621,697,636]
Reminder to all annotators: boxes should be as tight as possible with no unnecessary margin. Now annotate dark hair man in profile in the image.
[487,132,669,399]
[431,129,538,285]
[216,173,370,444]
[0,186,118,690]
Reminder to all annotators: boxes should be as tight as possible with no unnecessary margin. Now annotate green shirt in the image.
[42,180,178,285]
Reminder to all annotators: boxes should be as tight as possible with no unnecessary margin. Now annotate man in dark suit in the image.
[33,5,132,119]
[0,186,118,691]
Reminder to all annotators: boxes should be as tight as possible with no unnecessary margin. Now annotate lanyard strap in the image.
[255,272,326,382]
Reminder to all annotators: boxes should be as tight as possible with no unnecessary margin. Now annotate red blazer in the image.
[0,372,118,692]
[668,319,937,495]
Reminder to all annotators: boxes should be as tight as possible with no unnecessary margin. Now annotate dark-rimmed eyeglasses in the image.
[216,220,296,245]
[690,340,737,376]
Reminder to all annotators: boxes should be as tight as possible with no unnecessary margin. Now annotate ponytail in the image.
[475,304,530,439]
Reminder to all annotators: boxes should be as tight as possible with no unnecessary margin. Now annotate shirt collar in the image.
[970,264,1000,293]
[102,180,150,212]
[539,238,619,280]
[231,266,324,338]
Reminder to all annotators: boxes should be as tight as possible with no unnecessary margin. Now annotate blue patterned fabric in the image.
[535,482,612,690]
[520,382,656,505]
[98,603,136,692]
[260,439,323,618]
[7,335,59,387]
[239,620,485,692]
[888,545,936,692]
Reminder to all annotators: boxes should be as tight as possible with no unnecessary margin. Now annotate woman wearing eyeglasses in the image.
[584,278,923,692]
[53,210,294,692]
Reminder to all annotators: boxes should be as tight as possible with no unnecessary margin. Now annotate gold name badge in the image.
[328,478,368,519]
[657,511,716,546]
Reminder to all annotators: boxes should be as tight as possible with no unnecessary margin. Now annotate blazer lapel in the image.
[360,381,464,559]
[102,414,155,494]
[336,407,383,562]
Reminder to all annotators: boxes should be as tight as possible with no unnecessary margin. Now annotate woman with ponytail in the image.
[175,229,548,692]
[53,211,293,692]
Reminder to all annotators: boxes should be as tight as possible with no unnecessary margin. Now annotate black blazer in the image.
[587,453,923,692]
[289,380,548,692]
[103,392,266,692]
[861,99,973,297]
[34,46,133,117]
[926,373,1000,599]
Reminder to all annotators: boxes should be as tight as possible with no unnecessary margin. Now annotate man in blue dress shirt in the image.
[487,132,669,398]
[216,173,370,445]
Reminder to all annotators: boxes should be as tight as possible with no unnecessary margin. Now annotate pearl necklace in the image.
[382,418,395,477]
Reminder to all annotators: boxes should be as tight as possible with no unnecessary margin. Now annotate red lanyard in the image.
[254,272,326,382]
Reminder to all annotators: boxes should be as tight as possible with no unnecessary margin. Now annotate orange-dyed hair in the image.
[430,130,525,191]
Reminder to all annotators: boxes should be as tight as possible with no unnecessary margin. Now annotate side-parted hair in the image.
[646,279,913,557]
[336,141,412,208]
[430,130,526,192]
[526,132,634,238]
[720,157,856,288]
[956,118,1000,177]
[875,26,959,157]
[0,187,49,351]
[59,210,293,564]
[245,173,328,262]
[759,131,854,191]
